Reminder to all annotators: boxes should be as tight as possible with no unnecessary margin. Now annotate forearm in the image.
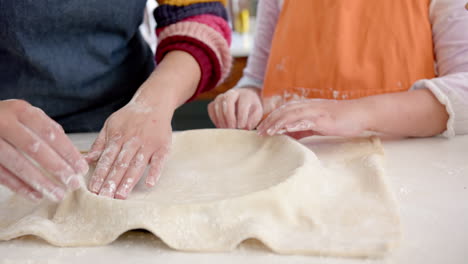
[154,1,232,99]
[363,89,449,137]
[132,51,201,112]
[239,0,281,86]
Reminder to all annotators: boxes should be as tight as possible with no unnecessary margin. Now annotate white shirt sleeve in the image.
[411,0,468,137]
[234,0,282,89]
[237,0,468,136]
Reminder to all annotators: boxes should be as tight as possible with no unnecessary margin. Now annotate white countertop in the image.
[1,133,467,264]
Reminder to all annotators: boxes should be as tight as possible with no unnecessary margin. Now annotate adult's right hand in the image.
[0,100,88,202]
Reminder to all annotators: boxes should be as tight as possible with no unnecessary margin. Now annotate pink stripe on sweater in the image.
[157,36,221,101]
[157,14,232,45]
[158,21,232,83]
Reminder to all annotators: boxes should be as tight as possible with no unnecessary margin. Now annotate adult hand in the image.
[86,99,172,200]
[0,100,88,202]
[208,87,263,130]
[257,99,371,138]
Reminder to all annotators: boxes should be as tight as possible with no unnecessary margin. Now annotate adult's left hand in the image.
[86,100,172,200]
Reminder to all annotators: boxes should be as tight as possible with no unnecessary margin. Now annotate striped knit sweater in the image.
[154,0,232,101]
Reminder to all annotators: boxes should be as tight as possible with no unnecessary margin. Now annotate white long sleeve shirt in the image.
[236,0,468,136]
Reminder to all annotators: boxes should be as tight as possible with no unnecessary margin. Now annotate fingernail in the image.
[277,129,287,135]
[115,191,128,200]
[99,181,116,198]
[90,178,104,193]
[85,152,100,162]
[54,122,63,132]
[51,188,65,202]
[99,189,113,198]
[28,191,42,202]
[116,178,134,199]
[146,176,156,187]
[64,174,76,188]
[115,188,129,200]
[76,159,89,175]
[68,175,81,190]
[267,128,274,136]
[116,185,129,199]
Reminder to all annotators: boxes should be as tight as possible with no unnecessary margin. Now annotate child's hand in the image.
[208,87,263,130]
[257,99,371,138]
[86,102,172,200]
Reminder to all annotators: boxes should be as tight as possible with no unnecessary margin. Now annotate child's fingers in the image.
[257,105,289,134]
[222,91,240,128]
[283,120,317,134]
[86,129,106,163]
[258,102,314,135]
[213,95,228,128]
[98,138,140,198]
[88,138,121,194]
[248,104,263,130]
[114,148,151,200]
[284,131,317,140]
[207,102,220,127]
[236,97,253,129]
[258,100,311,130]
[144,145,170,188]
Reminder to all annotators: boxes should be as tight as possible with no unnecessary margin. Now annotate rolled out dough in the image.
[0,129,400,257]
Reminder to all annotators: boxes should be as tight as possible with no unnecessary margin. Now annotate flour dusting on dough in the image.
[0,130,400,257]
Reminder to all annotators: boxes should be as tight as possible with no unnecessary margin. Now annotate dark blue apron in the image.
[0,0,155,132]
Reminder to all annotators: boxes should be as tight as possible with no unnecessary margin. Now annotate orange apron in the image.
[262,0,436,113]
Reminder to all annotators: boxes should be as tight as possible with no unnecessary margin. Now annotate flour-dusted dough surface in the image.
[0,129,400,257]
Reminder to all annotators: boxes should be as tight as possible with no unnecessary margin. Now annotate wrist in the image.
[151,51,201,107]
[352,97,377,132]
[135,76,180,111]
[128,76,182,120]
[131,51,202,112]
